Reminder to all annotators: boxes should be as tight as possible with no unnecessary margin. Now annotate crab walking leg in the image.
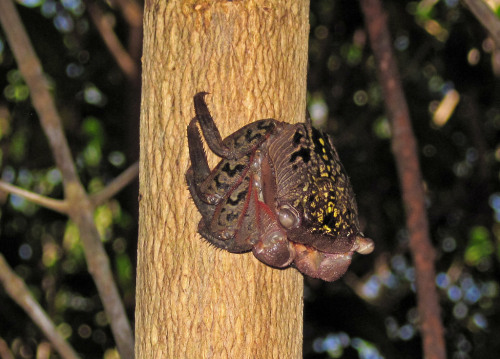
[186,118,217,221]
[187,118,211,184]
[193,92,237,159]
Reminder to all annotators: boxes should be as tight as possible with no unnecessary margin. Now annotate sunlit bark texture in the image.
[136,1,309,358]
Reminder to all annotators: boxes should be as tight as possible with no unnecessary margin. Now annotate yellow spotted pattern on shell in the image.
[288,125,359,239]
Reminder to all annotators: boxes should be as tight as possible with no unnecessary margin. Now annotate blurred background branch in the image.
[85,0,138,80]
[90,161,139,207]
[360,0,446,358]
[0,254,79,359]
[110,0,143,29]
[0,337,14,359]
[0,181,68,214]
[463,0,500,48]
[0,160,138,213]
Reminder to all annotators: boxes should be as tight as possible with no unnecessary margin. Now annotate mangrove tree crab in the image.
[185,92,374,281]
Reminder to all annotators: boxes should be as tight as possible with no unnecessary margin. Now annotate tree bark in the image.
[136,1,309,358]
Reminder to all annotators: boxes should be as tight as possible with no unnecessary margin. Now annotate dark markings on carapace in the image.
[226,212,239,223]
[311,127,334,162]
[292,130,303,146]
[226,190,248,206]
[323,211,334,226]
[245,129,262,143]
[221,163,246,177]
[290,147,311,163]
[214,173,222,188]
[257,121,275,131]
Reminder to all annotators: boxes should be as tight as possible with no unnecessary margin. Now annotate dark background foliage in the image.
[0,0,499,358]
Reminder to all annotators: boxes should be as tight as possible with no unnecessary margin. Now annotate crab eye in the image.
[354,235,375,254]
[278,206,299,229]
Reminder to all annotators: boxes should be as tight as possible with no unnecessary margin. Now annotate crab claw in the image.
[252,201,295,268]
[252,231,295,268]
[293,244,353,282]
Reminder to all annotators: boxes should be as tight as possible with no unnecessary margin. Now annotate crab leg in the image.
[193,92,238,159]
[186,116,216,220]
[187,118,210,183]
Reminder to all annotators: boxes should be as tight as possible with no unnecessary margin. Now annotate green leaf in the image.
[465,226,493,266]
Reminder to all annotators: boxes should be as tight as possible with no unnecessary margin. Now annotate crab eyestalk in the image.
[353,235,375,255]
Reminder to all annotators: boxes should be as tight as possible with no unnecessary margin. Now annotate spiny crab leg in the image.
[193,92,239,160]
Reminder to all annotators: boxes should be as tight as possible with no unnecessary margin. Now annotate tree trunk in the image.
[136,1,309,358]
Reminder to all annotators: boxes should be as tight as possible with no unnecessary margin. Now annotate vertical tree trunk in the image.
[136,1,309,358]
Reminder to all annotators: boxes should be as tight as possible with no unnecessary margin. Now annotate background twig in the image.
[110,0,143,29]
[0,181,68,213]
[0,336,14,359]
[359,0,446,358]
[0,255,79,359]
[463,0,500,48]
[86,0,138,80]
[90,162,139,207]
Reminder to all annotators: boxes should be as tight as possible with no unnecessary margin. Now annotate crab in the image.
[185,92,374,281]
